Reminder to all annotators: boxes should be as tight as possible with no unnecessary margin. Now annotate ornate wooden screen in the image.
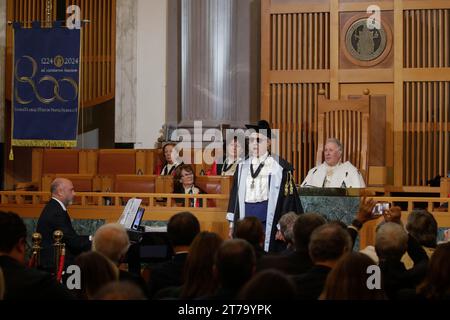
[261,0,450,186]
[403,8,450,185]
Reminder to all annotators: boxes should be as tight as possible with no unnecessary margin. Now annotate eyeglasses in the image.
[181,172,194,178]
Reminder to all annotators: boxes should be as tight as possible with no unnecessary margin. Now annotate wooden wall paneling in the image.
[64,0,115,107]
[393,0,404,186]
[31,149,43,185]
[445,83,449,177]
[422,82,426,185]
[439,82,443,175]
[329,0,338,99]
[261,0,271,120]
[102,0,106,97]
[405,82,410,184]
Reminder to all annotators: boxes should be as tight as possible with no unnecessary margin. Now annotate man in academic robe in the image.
[301,138,366,188]
[226,120,303,253]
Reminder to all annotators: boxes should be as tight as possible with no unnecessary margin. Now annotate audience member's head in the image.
[239,269,297,300]
[276,212,298,246]
[75,251,119,300]
[50,178,75,206]
[167,211,200,249]
[235,217,264,248]
[0,211,27,264]
[293,213,327,251]
[214,239,256,292]
[308,223,352,266]
[92,223,130,265]
[181,231,223,299]
[375,222,408,261]
[320,252,386,300]
[417,242,450,299]
[93,281,146,300]
[406,210,438,248]
[0,267,4,301]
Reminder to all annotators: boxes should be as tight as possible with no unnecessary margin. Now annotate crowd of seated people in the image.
[1,197,450,301]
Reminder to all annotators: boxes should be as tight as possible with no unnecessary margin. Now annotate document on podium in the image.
[118,198,142,230]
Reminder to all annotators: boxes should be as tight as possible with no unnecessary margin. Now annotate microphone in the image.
[341,172,348,188]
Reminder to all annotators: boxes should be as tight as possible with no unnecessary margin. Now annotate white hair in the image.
[326,138,343,154]
[92,223,130,264]
[375,222,408,261]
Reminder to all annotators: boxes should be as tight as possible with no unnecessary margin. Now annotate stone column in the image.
[115,0,137,143]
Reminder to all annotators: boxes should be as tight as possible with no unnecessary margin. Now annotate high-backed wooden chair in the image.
[316,89,370,181]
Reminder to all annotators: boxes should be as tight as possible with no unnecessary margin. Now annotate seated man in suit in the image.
[0,211,73,300]
[92,223,149,298]
[293,223,352,300]
[37,178,91,270]
[301,138,365,188]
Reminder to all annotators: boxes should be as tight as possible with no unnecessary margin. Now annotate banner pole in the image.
[9,26,15,161]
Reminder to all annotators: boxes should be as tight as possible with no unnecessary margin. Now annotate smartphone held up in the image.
[372,202,391,217]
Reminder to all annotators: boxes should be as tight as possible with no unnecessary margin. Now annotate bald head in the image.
[92,223,130,264]
[50,178,75,206]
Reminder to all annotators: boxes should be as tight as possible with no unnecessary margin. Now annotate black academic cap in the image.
[245,120,272,139]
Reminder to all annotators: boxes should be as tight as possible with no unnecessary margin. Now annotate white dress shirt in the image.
[245,153,274,203]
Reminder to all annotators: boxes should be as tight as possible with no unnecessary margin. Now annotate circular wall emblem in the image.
[345,19,387,61]
[54,55,64,68]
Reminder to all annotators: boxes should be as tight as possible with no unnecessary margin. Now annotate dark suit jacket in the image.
[119,269,150,298]
[292,265,332,300]
[0,256,74,300]
[147,252,188,298]
[36,199,91,269]
[380,234,429,300]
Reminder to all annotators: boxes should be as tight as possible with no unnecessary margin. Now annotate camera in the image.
[372,202,390,216]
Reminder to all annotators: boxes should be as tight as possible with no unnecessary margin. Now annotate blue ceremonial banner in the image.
[12,24,81,147]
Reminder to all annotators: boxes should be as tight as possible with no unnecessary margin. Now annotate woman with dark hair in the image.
[320,252,386,300]
[173,164,205,207]
[75,251,119,300]
[159,142,183,176]
[416,242,450,299]
[180,232,223,299]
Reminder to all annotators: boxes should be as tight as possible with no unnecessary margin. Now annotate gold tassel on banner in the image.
[9,147,14,161]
